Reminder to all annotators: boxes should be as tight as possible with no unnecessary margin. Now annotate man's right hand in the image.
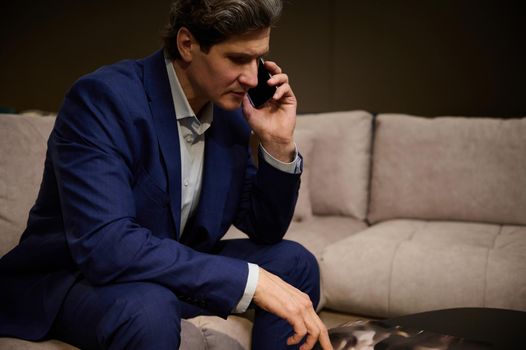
[252,268,333,350]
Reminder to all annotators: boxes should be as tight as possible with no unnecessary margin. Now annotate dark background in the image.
[1,0,525,116]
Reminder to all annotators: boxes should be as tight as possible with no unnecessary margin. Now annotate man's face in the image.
[186,27,271,111]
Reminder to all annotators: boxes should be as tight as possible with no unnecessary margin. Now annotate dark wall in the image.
[0,0,173,112]
[1,0,525,116]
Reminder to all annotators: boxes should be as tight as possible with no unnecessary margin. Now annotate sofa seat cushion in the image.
[286,216,369,311]
[0,338,78,350]
[285,216,368,259]
[0,316,252,350]
[187,314,252,350]
[321,219,526,318]
[224,216,368,261]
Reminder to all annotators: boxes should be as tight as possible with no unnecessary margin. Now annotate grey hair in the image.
[162,0,283,59]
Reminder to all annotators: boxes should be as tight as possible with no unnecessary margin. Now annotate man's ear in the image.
[177,27,196,63]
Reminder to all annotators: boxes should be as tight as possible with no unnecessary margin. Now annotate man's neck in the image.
[172,59,208,115]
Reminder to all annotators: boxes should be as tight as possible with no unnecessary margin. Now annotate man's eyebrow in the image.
[228,50,270,59]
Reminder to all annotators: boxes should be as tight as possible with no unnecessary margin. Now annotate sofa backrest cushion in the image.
[0,114,55,256]
[296,111,373,220]
[292,129,316,222]
[368,114,526,225]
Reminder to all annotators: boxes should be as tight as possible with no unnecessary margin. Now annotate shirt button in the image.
[184,179,189,187]
[185,135,193,143]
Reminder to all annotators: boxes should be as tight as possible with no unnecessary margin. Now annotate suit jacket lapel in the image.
[199,122,232,239]
[183,107,238,250]
[142,50,182,238]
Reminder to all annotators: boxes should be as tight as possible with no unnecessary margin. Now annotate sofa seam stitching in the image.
[387,238,406,317]
[364,112,377,225]
[198,323,210,350]
[492,224,502,249]
[482,247,491,307]
[387,221,421,316]
[483,225,502,307]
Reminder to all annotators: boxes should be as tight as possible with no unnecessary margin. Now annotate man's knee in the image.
[270,241,320,295]
[275,240,318,275]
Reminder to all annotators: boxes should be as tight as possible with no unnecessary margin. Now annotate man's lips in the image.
[231,91,246,96]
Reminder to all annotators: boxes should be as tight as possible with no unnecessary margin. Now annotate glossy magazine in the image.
[314,320,491,350]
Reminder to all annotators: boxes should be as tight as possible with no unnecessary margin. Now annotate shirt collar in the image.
[165,54,213,135]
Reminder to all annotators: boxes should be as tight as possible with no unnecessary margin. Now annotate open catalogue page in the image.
[314,320,492,350]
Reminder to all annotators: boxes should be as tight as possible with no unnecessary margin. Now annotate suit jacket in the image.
[0,50,300,340]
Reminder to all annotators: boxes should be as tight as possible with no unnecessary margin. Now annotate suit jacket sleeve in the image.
[232,146,301,244]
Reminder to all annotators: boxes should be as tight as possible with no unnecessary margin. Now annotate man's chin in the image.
[215,95,244,111]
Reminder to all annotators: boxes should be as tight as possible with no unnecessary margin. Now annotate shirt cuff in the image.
[233,263,260,313]
[259,143,302,174]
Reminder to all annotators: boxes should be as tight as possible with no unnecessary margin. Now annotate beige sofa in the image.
[290,111,526,319]
[1,111,525,349]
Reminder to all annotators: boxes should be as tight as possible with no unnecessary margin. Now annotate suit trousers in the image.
[50,239,320,350]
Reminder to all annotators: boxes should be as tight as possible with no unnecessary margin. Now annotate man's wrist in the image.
[233,263,260,313]
[259,140,296,163]
[259,143,301,174]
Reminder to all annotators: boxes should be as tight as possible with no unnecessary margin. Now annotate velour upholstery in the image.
[285,217,368,259]
[321,219,526,318]
[296,111,373,221]
[0,318,231,350]
[368,114,526,226]
[187,315,253,350]
[0,114,55,256]
[291,129,316,222]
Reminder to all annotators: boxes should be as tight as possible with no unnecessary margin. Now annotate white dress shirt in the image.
[165,56,301,313]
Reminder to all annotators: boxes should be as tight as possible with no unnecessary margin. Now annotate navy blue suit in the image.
[0,50,319,349]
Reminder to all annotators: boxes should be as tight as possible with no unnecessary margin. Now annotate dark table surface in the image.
[384,307,526,350]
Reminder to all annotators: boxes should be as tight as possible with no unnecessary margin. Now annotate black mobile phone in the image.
[248,58,277,108]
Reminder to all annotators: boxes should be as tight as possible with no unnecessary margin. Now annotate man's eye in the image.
[230,56,251,64]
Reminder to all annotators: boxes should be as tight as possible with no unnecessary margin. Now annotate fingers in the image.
[253,269,332,350]
[263,61,293,102]
[301,309,323,350]
[242,94,254,117]
[269,72,289,87]
[280,284,331,350]
[288,308,331,350]
[264,60,289,86]
[311,310,332,350]
[296,319,319,349]
[263,60,282,75]
[287,317,308,346]
[272,82,292,100]
[285,291,312,345]
[290,305,331,350]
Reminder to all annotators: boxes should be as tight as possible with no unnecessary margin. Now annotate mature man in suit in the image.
[0,0,332,349]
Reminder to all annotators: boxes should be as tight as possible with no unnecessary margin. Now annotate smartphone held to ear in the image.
[248,58,277,109]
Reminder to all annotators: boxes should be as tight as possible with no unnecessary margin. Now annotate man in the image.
[0,0,332,349]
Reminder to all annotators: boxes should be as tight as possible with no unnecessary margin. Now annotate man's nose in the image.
[240,60,258,89]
